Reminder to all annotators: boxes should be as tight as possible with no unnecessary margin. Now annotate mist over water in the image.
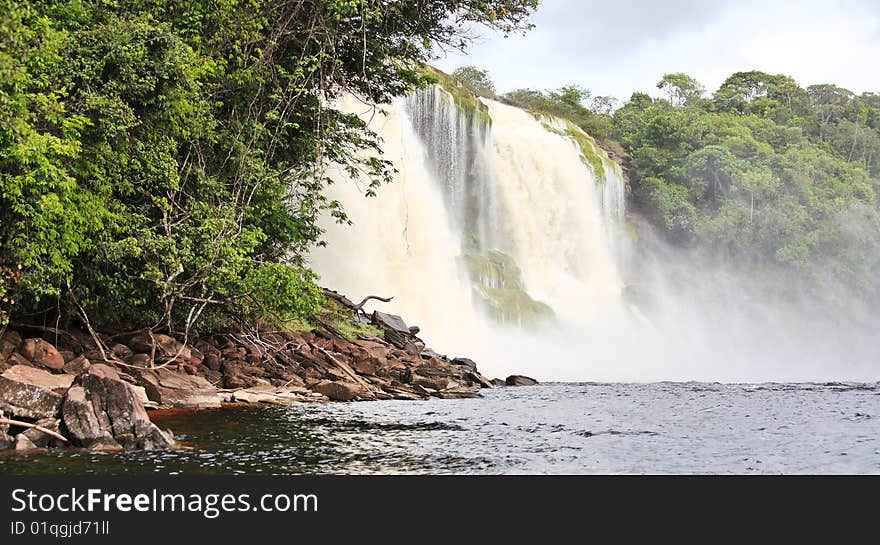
[311,86,880,383]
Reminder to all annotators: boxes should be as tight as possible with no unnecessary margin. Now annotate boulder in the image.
[490,378,507,387]
[309,380,363,402]
[0,374,63,420]
[505,375,539,386]
[136,368,221,408]
[2,365,74,393]
[19,338,65,371]
[372,311,410,334]
[127,333,190,363]
[60,386,121,451]
[76,364,172,450]
[451,357,478,372]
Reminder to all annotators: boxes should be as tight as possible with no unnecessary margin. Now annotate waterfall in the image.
[309,81,880,383]
[310,87,632,380]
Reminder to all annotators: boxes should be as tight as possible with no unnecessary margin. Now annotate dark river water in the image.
[2,382,879,474]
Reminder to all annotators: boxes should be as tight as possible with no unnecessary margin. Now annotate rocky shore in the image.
[0,290,536,453]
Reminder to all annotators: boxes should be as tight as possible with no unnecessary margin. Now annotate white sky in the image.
[433,0,880,102]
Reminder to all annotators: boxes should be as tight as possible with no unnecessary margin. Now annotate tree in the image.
[657,73,704,107]
[452,66,497,96]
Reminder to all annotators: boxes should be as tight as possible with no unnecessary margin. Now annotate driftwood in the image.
[322,289,392,313]
[0,418,68,443]
[352,295,393,311]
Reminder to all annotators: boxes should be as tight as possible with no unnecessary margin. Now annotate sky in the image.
[433,0,880,103]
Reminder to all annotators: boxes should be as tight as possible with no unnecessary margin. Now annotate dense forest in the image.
[0,0,538,331]
[454,66,880,303]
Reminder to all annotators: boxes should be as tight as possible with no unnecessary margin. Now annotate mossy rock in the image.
[461,248,554,327]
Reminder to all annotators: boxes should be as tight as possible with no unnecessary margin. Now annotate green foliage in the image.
[613,72,880,300]
[503,85,616,141]
[0,0,538,333]
[451,65,497,97]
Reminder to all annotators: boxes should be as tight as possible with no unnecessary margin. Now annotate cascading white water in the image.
[310,87,633,380]
[311,84,880,382]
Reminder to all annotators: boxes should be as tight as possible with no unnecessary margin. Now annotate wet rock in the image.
[136,368,221,409]
[2,365,74,393]
[60,386,121,451]
[310,380,363,402]
[505,375,539,386]
[78,364,172,450]
[0,373,63,420]
[19,338,65,371]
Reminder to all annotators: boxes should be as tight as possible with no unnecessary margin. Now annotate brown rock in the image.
[136,368,220,408]
[467,372,494,389]
[505,375,539,386]
[77,364,172,450]
[0,374,63,420]
[451,357,478,372]
[60,386,122,451]
[19,338,65,370]
[127,333,190,363]
[59,350,76,363]
[372,311,410,334]
[309,380,363,401]
[63,355,90,375]
[2,364,74,393]
[410,374,451,391]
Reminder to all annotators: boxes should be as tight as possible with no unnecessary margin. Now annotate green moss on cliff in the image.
[462,249,554,327]
[421,65,491,124]
[534,115,609,183]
